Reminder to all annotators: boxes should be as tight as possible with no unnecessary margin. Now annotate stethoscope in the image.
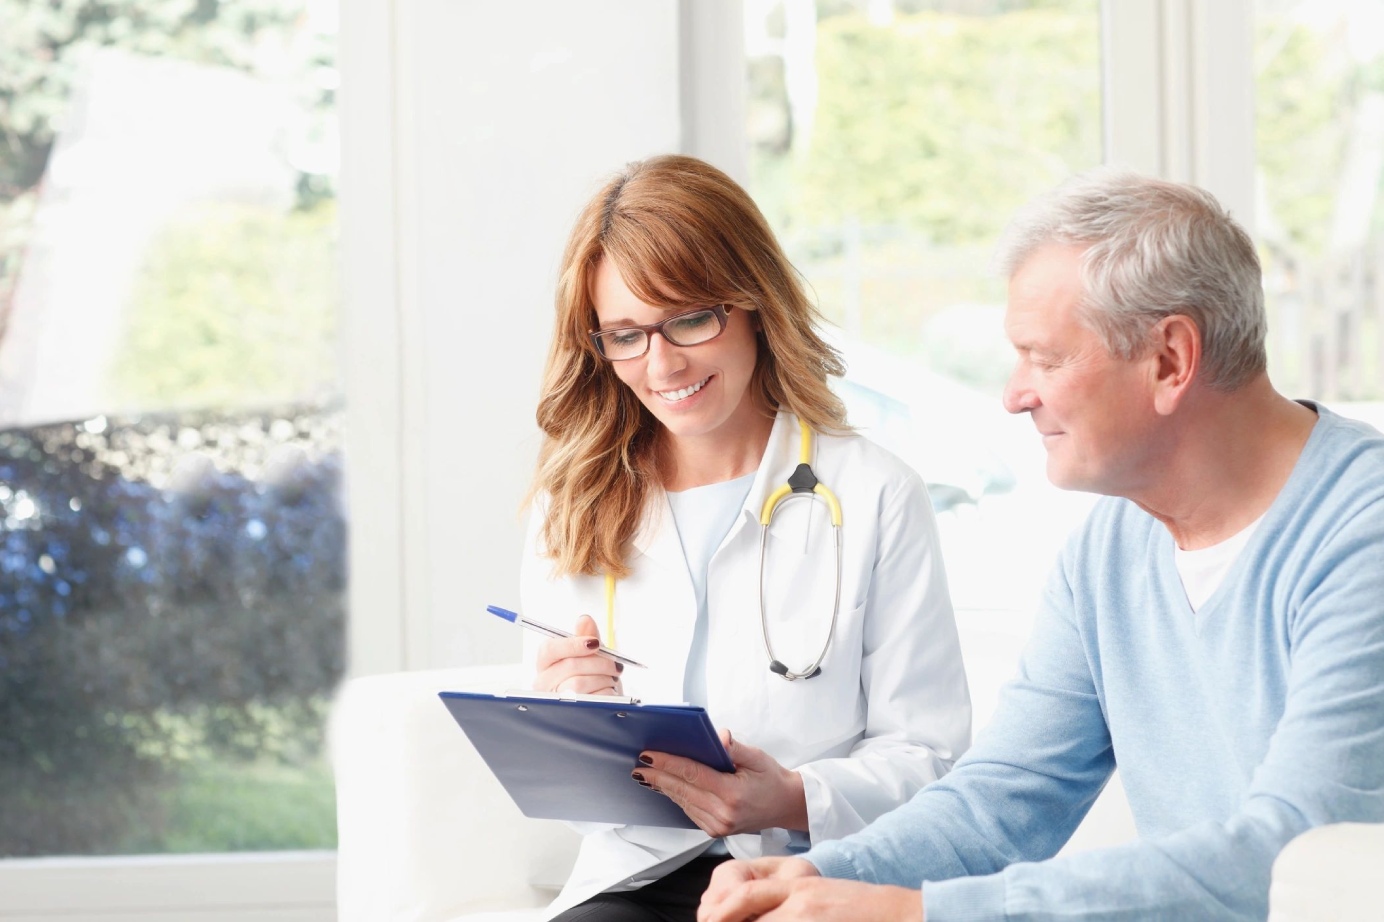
[604,419,844,682]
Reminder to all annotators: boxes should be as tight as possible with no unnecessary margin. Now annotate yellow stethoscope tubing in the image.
[759,483,842,527]
[603,420,842,680]
[605,571,617,648]
[760,420,843,527]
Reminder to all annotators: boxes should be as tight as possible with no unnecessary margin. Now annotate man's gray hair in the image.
[995,169,1267,391]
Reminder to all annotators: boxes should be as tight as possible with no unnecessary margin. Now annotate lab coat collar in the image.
[628,410,804,561]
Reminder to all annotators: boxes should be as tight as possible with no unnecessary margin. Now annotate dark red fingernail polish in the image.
[631,771,645,783]
[637,780,652,788]
[616,662,624,672]
[638,754,654,766]
[585,639,599,649]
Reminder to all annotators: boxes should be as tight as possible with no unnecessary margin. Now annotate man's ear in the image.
[1150,314,1200,415]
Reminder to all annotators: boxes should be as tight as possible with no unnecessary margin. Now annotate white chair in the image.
[331,662,1384,921]
[330,664,579,922]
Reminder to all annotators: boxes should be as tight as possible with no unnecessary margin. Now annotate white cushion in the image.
[330,664,580,921]
[1268,822,1384,922]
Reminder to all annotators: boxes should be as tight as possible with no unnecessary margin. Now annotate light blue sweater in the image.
[806,404,1384,921]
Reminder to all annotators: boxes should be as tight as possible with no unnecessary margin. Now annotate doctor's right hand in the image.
[533,614,624,696]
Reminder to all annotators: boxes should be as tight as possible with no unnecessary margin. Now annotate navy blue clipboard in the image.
[438,690,733,828]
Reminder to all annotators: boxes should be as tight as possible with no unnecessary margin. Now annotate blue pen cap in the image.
[486,605,519,623]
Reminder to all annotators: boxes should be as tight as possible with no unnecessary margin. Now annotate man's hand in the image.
[698,858,923,922]
[699,857,818,912]
[633,730,808,836]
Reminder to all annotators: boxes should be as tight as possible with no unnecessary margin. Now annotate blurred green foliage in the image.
[745,3,1384,398]
[155,755,335,853]
[112,201,340,409]
[748,4,1102,390]
[794,9,1100,244]
[1255,14,1384,257]
[1256,21,1344,257]
[118,737,336,854]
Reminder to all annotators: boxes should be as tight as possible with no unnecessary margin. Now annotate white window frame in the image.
[1102,0,1254,222]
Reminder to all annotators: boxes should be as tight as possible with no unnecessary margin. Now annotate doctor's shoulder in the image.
[814,428,937,515]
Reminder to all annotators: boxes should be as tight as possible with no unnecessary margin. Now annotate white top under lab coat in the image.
[520,410,972,919]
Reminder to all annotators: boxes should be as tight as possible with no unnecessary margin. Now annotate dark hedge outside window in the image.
[0,403,345,856]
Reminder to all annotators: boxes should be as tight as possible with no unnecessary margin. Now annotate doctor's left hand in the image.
[633,730,808,837]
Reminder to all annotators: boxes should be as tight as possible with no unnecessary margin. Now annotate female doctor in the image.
[521,154,971,922]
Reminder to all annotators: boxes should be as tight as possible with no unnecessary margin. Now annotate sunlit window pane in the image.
[0,0,342,858]
[1254,0,1384,403]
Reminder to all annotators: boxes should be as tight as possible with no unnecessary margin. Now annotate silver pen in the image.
[485,605,647,669]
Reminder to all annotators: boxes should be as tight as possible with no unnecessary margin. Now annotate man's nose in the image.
[1002,364,1038,415]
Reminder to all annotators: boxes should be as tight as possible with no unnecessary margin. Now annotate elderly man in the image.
[689,171,1384,922]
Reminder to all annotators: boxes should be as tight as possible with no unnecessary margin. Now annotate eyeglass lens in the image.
[595,308,726,360]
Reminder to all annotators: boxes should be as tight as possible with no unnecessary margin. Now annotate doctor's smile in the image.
[656,376,710,403]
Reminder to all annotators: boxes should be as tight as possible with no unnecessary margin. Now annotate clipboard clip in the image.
[501,688,642,706]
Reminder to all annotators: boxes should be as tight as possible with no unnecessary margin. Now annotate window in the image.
[0,0,343,863]
[1255,0,1384,410]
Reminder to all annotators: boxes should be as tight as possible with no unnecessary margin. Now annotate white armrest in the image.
[330,664,580,921]
[1268,822,1384,921]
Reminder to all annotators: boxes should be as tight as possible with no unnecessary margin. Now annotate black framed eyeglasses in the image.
[589,305,733,361]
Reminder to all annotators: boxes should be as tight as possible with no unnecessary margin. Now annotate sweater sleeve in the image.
[804,535,1114,894]
[808,501,1384,922]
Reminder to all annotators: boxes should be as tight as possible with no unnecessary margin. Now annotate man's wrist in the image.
[801,841,857,882]
[775,769,810,832]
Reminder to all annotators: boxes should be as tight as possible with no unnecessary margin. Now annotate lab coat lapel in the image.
[620,412,799,703]
[730,410,799,546]
[621,489,697,701]
[702,412,803,712]
[629,487,680,564]
[629,410,797,560]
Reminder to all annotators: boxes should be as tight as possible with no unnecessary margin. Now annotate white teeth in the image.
[657,378,708,402]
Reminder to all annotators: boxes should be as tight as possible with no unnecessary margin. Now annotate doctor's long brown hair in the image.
[530,155,848,579]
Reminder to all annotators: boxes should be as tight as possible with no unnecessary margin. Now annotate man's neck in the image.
[1132,377,1318,550]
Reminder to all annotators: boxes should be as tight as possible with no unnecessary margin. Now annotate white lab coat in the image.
[520,410,972,919]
